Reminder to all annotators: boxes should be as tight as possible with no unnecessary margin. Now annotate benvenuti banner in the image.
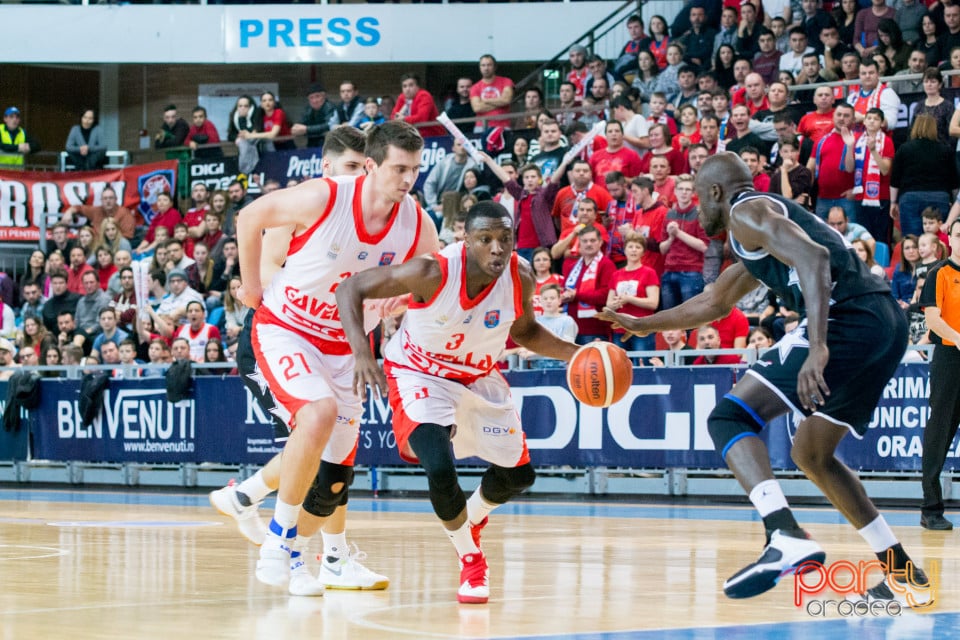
[15,363,946,472]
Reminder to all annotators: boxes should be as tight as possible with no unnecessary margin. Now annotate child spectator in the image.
[915,232,946,281]
[659,175,708,309]
[521,284,578,369]
[922,207,951,253]
[531,247,561,316]
[769,136,813,208]
[438,212,467,248]
[606,233,660,356]
[357,97,385,132]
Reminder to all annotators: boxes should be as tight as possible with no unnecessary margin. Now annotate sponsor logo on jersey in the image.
[357,251,368,260]
[327,242,341,260]
[463,314,473,324]
[379,251,396,265]
[484,310,500,328]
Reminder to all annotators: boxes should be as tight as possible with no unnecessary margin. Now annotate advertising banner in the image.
[24,363,954,471]
[0,160,178,243]
[252,132,491,194]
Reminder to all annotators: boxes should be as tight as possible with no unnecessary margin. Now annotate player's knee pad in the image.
[408,423,465,522]
[480,463,536,505]
[303,462,354,518]
[708,395,766,460]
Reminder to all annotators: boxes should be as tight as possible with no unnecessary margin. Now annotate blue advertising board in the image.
[16,362,954,473]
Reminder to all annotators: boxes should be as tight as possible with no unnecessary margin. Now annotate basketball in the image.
[566,342,633,408]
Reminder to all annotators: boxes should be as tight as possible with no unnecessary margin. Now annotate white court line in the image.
[0,544,70,561]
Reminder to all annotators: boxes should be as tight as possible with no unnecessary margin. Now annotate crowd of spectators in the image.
[3,1,960,376]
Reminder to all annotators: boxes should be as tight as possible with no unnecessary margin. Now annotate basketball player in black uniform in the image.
[598,153,932,606]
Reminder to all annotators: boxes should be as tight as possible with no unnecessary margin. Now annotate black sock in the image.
[762,508,802,539]
[235,490,252,507]
[877,544,911,573]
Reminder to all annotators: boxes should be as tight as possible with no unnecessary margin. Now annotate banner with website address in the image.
[251,132,491,194]
[0,160,178,243]
[21,363,953,471]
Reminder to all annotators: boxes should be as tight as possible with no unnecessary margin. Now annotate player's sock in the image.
[322,531,348,561]
[749,480,801,539]
[272,499,301,532]
[445,522,480,557]
[858,515,899,557]
[466,489,497,526]
[235,471,273,506]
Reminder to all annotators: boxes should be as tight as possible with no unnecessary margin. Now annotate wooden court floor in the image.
[0,488,957,640]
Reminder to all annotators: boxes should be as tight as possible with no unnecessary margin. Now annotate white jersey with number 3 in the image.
[258,174,424,354]
[384,242,523,382]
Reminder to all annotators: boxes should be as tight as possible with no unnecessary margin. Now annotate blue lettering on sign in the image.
[239,17,381,49]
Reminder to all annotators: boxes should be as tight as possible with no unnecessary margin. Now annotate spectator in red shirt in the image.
[185,106,222,159]
[560,226,617,343]
[807,102,857,220]
[740,147,771,192]
[134,191,182,255]
[567,44,589,102]
[590,120,643,183]
[692,324,742,365]
[552,159,614,235]
[797,86,836,144]
[649,156,677,207]
[551,197,611,273]
[239,92,294,151]
[640,124,688,176]
[852,107,895,244]
[391,73,444,137]
[470,54,516,131]
[183,183,211,241]
[659,175,708,309]
[712,305,750,349]
[629,175,669,276]
[606,232,660,356]
[66,246,94,295]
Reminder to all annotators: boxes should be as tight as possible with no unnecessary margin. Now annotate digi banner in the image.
[0,161,178,243]
[25,363,955,471]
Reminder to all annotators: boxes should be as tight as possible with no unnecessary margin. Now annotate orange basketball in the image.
[566,342,633,408]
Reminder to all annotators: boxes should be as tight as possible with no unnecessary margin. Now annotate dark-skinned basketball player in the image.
[336,201,579,603]
[598,153,934,607]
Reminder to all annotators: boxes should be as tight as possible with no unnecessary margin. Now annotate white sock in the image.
[235,471,273,504]
[293,534,313,554]
[445,522,480,557]
[858,515,899,554]
[466,488,499,526]
[748,479,790,517]
[271,499,300,534]
[322,531,348,559]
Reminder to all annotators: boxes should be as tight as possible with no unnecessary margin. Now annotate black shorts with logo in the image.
[745,293,907,436]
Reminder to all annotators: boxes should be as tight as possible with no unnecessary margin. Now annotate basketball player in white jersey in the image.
[235,120,439,593]
[211,127,395,594]
[336,201,579,604]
